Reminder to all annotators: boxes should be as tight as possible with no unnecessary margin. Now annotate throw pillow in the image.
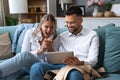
[0,32,14,59]
[94,23,115,69]
[104,27,120,72]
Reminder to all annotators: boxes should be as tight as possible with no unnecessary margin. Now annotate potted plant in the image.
[104,0,115,17]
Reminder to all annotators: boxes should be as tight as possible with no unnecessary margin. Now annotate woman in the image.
[0,14,57,80]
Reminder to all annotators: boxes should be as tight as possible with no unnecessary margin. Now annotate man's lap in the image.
[32,62,66,72]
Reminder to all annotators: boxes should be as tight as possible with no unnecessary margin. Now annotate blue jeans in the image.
[30,62,83,80]
[0,51,39,80]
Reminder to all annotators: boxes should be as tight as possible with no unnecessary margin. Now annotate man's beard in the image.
[68,25,80,34]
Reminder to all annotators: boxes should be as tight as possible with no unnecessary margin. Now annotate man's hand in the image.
[63,56,84,66]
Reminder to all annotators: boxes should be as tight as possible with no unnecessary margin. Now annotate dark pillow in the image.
[104,27,120,72]
[94,23,115,69]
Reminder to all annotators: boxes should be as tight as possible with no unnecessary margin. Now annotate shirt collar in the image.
[34,31,43,41]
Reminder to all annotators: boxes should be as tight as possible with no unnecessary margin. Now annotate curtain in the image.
[0,0,5,26]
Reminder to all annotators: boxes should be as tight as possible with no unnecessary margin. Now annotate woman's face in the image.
[40,21,55,38]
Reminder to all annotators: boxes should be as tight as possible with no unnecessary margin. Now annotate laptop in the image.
[45,51,74,64]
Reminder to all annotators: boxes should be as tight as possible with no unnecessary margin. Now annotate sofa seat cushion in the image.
[104,27,120,72]
[93,23,115,69]
[95,74,120,80]
[16,75,29,80]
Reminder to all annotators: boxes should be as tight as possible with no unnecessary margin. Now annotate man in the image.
[30,6,99,80]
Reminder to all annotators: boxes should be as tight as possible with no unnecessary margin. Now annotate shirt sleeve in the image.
[21,28,39,57]
[84,32,99,66]
[52,36,61,51]
[30,50,38,57]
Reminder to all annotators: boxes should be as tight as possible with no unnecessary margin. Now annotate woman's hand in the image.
[37,38,53,55]
[63,56,84,66]
[41,38,53,50]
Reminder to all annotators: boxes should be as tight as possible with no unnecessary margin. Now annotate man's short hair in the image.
[65,6,82,16]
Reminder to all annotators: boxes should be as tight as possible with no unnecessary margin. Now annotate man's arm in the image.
[83,32,99,66]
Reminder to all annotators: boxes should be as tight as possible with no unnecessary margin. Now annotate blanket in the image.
[12,23,39,53]
[44,65,104,80]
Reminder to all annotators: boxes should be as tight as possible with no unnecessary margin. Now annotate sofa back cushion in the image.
[94,23,115,69]
[0,26,17,41]
[104,27,120,72]
[57,27,67,34]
